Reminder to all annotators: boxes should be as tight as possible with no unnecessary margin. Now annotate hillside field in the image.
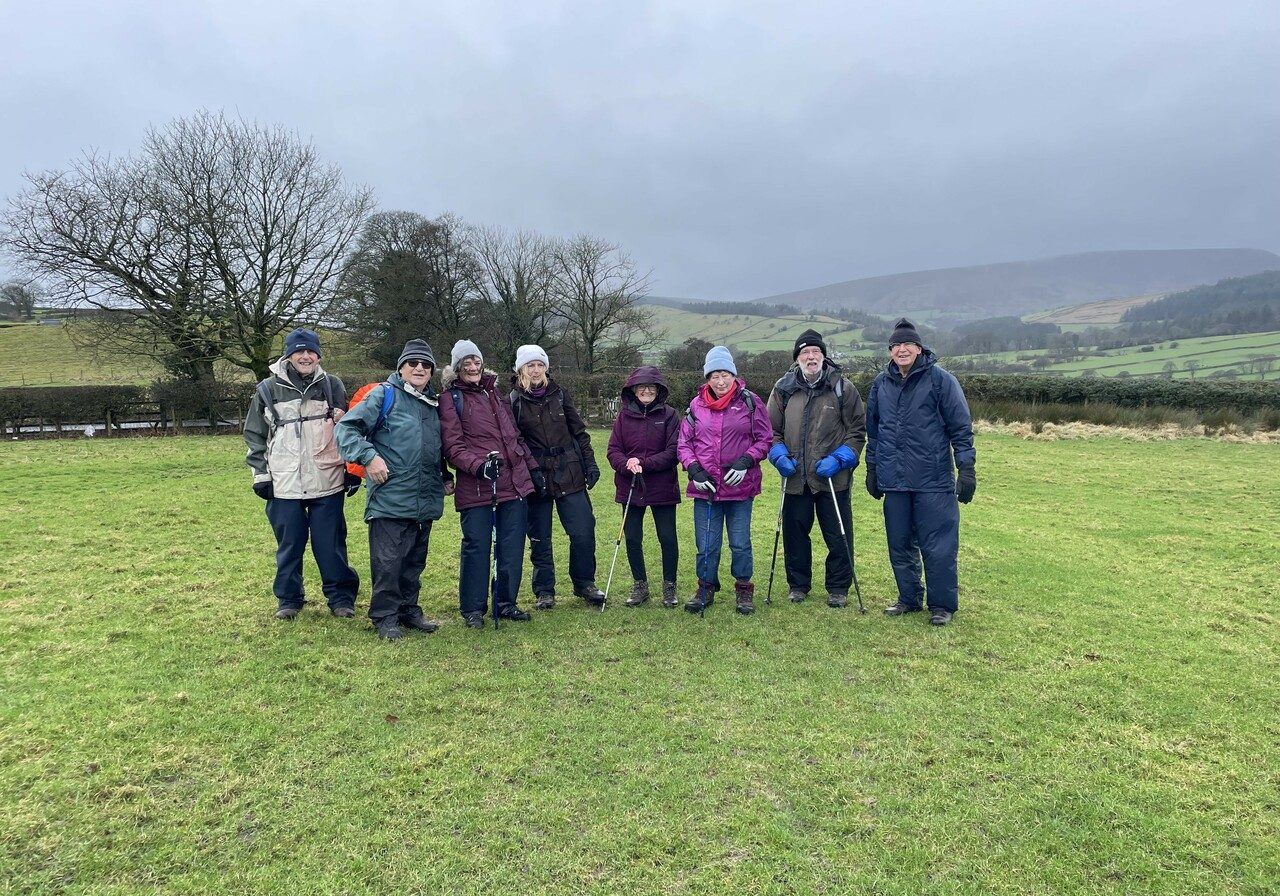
[2,433,1277,894]
[643,305,857,356]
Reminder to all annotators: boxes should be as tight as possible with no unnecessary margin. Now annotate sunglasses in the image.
[403,360,432,370]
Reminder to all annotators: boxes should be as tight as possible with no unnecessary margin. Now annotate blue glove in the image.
[767,443,797,478]
[815,444,859,478]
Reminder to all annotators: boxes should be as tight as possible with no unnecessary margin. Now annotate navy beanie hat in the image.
[285,328,322,358]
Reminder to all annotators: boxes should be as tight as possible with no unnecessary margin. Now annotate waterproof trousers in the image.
[692,498,754,587]
[623,504,679,583]
[368,518,433,624]
[459,497,528,617]
[882,490,960,613]
[527,489,597,595]
[781,484,853,595]
[265,491,359,611]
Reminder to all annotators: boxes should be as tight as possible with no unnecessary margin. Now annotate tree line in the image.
[0,110,655,384]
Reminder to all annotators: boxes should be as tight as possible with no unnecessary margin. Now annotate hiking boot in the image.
[735,580,755,615]
[661,581,679,609]
[463,612,486,629]
[496,604,532,622]
[884,601,923,616]
[400,615,439,634]
[375,620,405,641]
[684,580,716,613]
[274,606,301,620]
[625,581,650,607]
[788,589,808,604]
[330,606,355,618]
[534,592,556,610]
[574,582,607,607]
[930,609,954,626]
[827,592,848,609]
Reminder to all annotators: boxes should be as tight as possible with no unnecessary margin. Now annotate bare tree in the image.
[2,110,373,382]
[470,225,562,368]
[1183,359,1200,380]
[335,211,482,367]
[551,234,655,373]
[0,280,40,320]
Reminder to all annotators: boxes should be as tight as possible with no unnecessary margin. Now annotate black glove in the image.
[728,455,753,472]
[865,463,883,501]
[530,468,549,497]
[687,462,710,485]
[477,455,503,481]
[585,465,600,489]
[956,465,977,504]
[344,472,363,497]
[253,481,273,501]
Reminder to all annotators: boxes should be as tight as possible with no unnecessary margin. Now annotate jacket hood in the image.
[441,365,498,390]
[621,365,670,409]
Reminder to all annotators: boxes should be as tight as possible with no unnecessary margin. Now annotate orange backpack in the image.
[344,382,395,478]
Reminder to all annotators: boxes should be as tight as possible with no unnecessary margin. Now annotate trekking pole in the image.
[826,478,865,613]
[765,477,787,605]
[603,473,638,608]
[488,451,501,630]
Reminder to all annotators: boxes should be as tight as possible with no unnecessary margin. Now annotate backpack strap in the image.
[450,387,464,422]
[371,382,396,436]
[256,380,278,430]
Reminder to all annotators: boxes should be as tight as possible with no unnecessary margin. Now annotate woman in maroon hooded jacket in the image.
[606,366,681,608]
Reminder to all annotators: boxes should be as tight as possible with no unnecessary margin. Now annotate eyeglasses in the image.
[404,360,432,370]
[634,384,658,391]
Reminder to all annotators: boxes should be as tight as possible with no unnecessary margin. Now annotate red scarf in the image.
[700,379,738,411]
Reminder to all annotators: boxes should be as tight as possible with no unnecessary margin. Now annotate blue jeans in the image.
[265,491,359,611]
[692,498,754,587]
[527,489,597,595]
[459,498,528,617]
[882,491,960,612]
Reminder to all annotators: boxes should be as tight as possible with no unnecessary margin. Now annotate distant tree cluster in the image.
[1122,270,1280,339]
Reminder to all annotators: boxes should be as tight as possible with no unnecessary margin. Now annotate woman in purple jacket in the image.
[676,346,772,615]
[606,366,681,608]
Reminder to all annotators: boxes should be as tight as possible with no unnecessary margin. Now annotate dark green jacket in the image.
[334,373,448,523]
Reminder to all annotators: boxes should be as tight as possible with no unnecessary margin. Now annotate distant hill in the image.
[747,249,1280,319]
[1025,293,1165,326]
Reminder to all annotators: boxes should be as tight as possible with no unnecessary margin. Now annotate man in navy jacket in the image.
[864,318,976,625]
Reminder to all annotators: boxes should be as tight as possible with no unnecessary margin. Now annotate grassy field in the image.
[644,306,856,356]
[1024,294,1163,326]
[2,433,1277,894]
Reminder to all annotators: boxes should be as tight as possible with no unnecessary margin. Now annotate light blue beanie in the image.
[703,345,736,377]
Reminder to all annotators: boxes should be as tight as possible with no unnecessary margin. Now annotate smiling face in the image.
[706,370,735,397]
[399,358,433,390]
[288,348,319,377]
[459,355,483,384]
[796,345,824,378]
[890,341,922,373]
[633,383,658,406]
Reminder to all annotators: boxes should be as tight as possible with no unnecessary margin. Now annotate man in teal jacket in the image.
[336,339,454,640]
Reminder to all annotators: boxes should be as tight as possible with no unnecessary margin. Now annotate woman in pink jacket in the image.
[677,346,772,615]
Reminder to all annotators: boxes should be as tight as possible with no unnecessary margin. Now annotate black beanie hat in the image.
[793,328,827,360]
[396,339,436,372]
[889,318,923,347]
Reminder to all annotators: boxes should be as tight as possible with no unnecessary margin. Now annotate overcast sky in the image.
[3,0,1278,299]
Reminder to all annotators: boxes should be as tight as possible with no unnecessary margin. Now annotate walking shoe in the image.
[375,620,405,641]
[661,581,679,609]
[574,582,607,607]
[625,581,650,607]
[274,606,301,620]
[330,606,355,618]
[684,580,716,613]
[734,580,755,615]
[496,604,532,622]
[463,612,486,629]
[788,589,808,603]
[827,592,848,609]
[534,592,556,610]
[400,615,440,633]
[884,601,923,616]
[930,609,954,626]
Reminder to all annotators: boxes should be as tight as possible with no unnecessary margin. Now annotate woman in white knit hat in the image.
[508,344,606,610]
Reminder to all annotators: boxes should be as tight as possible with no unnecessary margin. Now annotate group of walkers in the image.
[243,319,977,639]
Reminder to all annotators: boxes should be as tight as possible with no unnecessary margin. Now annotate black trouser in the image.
[781,484,853,595]
[265,491,359,611]
[623,504,679,583]
[367,518,432,624]
[527,489,597,595]
[459,498,527,617]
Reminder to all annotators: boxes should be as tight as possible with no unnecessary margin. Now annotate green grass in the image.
[645,306,853,356]
[2,433,1277,894]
